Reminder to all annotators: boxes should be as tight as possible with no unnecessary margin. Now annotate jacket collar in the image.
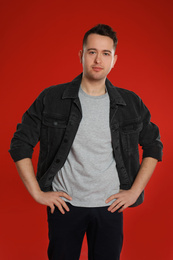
[62,73,126,107]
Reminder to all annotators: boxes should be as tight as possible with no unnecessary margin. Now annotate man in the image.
[9,24,163,260]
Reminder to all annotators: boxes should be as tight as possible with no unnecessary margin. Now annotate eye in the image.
[103,52,110,56]
[89,51,96,55]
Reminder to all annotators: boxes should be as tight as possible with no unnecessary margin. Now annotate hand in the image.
[35,191,72,214]
[105,189,138,213]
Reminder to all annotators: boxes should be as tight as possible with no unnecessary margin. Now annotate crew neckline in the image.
[79,86,108,99]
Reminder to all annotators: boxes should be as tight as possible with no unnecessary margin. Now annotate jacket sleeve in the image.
[139,99,163,161]
[9,89,47,162]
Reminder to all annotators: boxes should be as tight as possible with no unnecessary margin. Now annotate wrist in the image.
[129,187,141,198]
[33,189,44,203]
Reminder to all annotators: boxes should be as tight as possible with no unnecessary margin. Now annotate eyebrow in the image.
[87,48,112,53]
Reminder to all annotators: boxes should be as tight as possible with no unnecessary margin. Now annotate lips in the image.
[92,66,103,72]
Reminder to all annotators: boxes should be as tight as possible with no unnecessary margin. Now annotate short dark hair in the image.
[83,24,118,50]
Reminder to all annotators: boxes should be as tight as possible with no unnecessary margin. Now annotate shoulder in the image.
[107,81,149,116]
[36,81,72,102]
[116,86,142,103]
[115,86,151,120]
[106,78,142,105]
[115,87,146,114]
[42,81,71,95]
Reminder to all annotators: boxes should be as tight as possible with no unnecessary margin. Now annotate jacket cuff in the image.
[143,145,163,162]
[9,148,33,162]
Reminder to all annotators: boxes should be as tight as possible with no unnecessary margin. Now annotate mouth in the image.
[92,66,103,72]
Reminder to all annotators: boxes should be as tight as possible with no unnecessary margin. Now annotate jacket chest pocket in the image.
[41,114,68,149]
[42,115,67,129]
[120,121,143,153]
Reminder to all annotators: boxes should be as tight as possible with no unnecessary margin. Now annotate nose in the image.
[95,53,101,64]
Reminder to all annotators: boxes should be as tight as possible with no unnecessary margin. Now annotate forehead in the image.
[84,33,114,51]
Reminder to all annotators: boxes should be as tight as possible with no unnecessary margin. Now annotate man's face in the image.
[79,33,117,82]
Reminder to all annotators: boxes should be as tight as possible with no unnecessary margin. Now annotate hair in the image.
[83,24,118,50]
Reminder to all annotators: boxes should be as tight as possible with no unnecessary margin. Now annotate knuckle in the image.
[59,191,65,196]
[57,197,64,203]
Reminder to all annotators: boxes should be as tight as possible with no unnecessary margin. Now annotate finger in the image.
[108,199,123,212]
[57,198,70,212]
[118,205,127,213]
[54,201,65,214]
[107,199,121,211]
[50,204,55,214]
[105,194,119,203]
[111,202,125,213]
[58,192,72,201]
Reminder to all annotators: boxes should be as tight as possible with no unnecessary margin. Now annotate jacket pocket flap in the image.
[121,122,143,133]
[42,115,67,128]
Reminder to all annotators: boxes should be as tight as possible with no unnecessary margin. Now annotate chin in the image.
[88,72,106,81]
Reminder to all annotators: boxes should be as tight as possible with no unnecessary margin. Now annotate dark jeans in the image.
[47,203,123,260]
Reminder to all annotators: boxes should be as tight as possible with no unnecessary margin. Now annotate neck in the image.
[81,75,106,96]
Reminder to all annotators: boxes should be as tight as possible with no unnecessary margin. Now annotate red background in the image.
[1,0,173,259]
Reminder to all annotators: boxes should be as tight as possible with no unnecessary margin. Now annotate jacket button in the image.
[55,159,60,163]
[53,121,58,126]
[64,138,68,143]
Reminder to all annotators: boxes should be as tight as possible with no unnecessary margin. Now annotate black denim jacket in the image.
[9,74,163,207]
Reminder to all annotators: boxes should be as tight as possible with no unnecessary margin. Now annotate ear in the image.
[112,54,118,68]
[78,50,83,63]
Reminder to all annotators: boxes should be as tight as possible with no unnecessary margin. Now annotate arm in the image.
[15,158,72,214]
[106,157,158,212]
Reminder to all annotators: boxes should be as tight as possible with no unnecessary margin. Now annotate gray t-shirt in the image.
[52,86,120,207]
